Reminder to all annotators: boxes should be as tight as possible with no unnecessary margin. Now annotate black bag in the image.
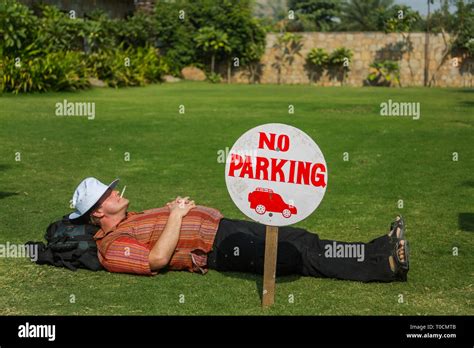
[26,215,103,271]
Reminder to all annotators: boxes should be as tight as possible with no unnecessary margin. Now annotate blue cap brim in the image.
[68,178,120,220]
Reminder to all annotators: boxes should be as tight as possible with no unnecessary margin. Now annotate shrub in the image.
[1,0,265,92]
[306,48,329,83]
[328,47,353,85]
[206,72,222,83]
[366,60,401,87]
[328,47,353,67]
[1,49,89,93]
[87,45,168,87]
[116,12,157,49]
[34,5,84,53]
[153,0,266,79]
[0,0,37,56]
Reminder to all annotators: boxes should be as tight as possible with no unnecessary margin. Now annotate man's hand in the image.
[166,196,196,218]
[149,196,195,271]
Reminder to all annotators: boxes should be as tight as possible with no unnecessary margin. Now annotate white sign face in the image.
[225,123,328,226]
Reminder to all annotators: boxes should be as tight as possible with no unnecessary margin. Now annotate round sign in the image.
[225,123,328,226]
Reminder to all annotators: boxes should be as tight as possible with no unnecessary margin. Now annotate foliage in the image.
[305,46,352,84]
[194,27,230,54]
[272,32,303,84]
[34,5,84,52]
[366,60,401,87]
[0,0,170,93]
[427,0,473,86]
[194,26,230,73]
[81,10,119,53]
[206,72,222,83]
[306,47,330,84]
[153,0,266,79]
[328,47,353,85]
[329,47,353,66]
[383,5,423,33]
[1,49,89,93]
[307,48,330,69]
[241,41,266,84]
[451,0,474,56]
[339,0,394,31]
[87,45,168,87]
[429,0,457,33]
[288,0,342,31]
[0,0,37,56]
[116,12,157,49]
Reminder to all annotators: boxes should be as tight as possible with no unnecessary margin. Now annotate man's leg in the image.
[207,218,404,282]
[207,218,302,276]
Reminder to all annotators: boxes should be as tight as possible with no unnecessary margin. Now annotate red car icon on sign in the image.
[248,188,297,218]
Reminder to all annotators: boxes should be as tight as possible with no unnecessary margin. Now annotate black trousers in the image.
[207,218,404,282]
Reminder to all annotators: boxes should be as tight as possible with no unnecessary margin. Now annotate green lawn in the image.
[0,82,472,315]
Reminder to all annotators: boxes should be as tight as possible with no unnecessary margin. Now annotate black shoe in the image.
[389,215,405,240]
[390,239,409,281]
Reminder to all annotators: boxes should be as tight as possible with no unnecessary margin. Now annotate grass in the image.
[0,82,472,315]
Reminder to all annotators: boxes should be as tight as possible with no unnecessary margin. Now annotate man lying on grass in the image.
[70,177,410,282]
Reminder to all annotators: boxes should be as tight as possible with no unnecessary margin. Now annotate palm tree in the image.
[340,0,394,31]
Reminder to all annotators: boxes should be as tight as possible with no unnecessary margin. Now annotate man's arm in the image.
[148,196,195,271]
[148,212,182,270]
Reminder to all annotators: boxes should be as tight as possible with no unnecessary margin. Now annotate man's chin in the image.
[121,199,130,211]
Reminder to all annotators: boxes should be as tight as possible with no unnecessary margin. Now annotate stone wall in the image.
[232,32,473,87]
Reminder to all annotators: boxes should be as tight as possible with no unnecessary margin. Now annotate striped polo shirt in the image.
[94,205,224,276]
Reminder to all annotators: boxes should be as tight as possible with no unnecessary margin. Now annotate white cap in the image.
[69,177,119,220]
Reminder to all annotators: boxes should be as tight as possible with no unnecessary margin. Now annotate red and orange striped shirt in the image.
[93,205,224,276]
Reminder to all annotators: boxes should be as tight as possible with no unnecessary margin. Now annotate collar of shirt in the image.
[93,211,140,240]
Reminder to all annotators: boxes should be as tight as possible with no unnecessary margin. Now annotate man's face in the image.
[95,189,129,217]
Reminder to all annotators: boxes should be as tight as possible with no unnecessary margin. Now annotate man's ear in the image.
[92,209,105,219]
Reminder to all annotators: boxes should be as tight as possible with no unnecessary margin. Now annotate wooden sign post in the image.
[225,123,328,308]
[262,225,278,307]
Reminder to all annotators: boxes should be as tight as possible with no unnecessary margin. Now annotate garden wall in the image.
[233,32,473,87]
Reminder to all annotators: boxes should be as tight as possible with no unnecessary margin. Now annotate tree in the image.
[194,26,230,75]
[383,5,423,84]
[340,0,394,31]
[428,0,474,85]
[241,41,265,84]
[288,0,342,31]
[154,0,197,75]
[451,0,474,56]
[187,0,267,83]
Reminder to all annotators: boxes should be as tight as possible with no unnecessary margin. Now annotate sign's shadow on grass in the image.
[218,271,301,301]
[458,213,474,232]
[0,191,19,200]
[0,164,19,199]
[458,181,474,232]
